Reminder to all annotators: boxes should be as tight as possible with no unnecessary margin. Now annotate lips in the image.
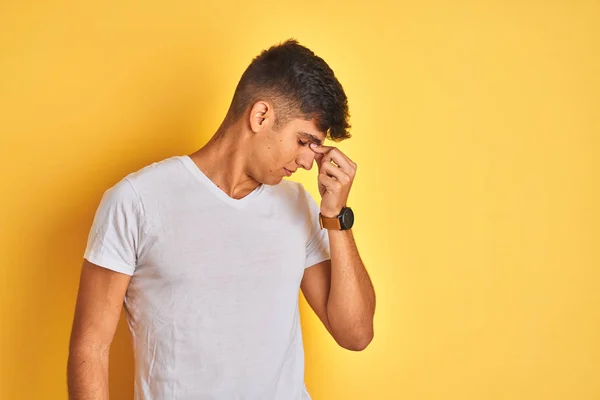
[284,168,293,177]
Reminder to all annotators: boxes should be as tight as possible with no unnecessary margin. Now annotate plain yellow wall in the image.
[1,1,599,399]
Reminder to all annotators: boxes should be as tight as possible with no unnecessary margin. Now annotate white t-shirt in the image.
[83,155,331,400]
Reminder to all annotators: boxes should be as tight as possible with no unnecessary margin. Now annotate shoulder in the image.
[114,155,193,202]
[99,155,185,213]
[100,177,139,208]
[269,179,314,204]
[271,179,304,196]
[124,155,185,188]
[267,179,320,217]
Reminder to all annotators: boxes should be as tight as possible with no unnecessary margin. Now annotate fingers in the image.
[318,172,343,192]
[320,161,352,185]
[310,143,357,178]
[309,143,331,153]
[319,150,356,178]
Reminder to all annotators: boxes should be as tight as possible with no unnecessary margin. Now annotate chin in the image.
[255,169,286,186]
[261,173,284,186]
[269,176,284,185]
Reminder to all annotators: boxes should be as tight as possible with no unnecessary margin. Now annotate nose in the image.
[296,149,317,171]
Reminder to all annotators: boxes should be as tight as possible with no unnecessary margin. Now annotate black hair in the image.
[225,39,351,141]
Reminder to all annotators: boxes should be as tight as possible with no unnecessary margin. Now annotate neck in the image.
[188,121,261,199]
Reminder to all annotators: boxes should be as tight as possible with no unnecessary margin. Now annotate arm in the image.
[67,260,131,399]
[301,144,375,351]
[301,229,375,351]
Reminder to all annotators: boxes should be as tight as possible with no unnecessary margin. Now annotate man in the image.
[67,39,376,400]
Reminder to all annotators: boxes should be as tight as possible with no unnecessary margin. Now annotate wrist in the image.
[320,207,344,219]
[319,206,354,231]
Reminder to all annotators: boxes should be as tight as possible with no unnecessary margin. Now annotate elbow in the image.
[348,331,374,352]
[336,328,374,352]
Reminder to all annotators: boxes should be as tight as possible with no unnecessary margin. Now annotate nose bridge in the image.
[297,148,316,170]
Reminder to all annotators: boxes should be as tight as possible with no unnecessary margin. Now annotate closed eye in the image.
[298,139,309,146]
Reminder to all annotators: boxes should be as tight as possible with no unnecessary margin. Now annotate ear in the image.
[248,101,273,133]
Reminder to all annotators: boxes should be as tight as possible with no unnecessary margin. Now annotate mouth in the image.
[283,168,293,177]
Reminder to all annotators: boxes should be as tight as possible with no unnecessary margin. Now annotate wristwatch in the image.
[319,207,354,230]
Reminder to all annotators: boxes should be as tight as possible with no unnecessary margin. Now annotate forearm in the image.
[325,229,375,350]
[67,344,110,400]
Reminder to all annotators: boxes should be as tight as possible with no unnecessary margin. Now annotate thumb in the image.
[314,152,324,172]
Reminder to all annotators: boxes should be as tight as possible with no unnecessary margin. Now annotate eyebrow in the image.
[298,131,323,145]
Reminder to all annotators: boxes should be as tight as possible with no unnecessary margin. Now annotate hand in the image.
[310,143,357,218]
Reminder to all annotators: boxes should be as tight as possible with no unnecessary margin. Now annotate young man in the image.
[67,39,376,400]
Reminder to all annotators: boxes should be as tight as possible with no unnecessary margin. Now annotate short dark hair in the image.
[225,39,351,141]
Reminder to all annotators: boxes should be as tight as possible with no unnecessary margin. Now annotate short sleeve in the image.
[83,178,143,275]
[304,189,331,269]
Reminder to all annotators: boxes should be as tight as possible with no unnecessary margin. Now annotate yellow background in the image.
[1,1,598,399]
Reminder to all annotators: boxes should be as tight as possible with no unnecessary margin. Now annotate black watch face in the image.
[340,207,354,229]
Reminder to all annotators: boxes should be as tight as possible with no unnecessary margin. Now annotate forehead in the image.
[285,118,326,143]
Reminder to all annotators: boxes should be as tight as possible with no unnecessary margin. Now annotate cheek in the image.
[261,146,282,174]
[268,143,296,161]
[261,137,297,171]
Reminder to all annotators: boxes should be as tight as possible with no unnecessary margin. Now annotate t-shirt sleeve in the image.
[83,178,143,276]
[304,189,331,269]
